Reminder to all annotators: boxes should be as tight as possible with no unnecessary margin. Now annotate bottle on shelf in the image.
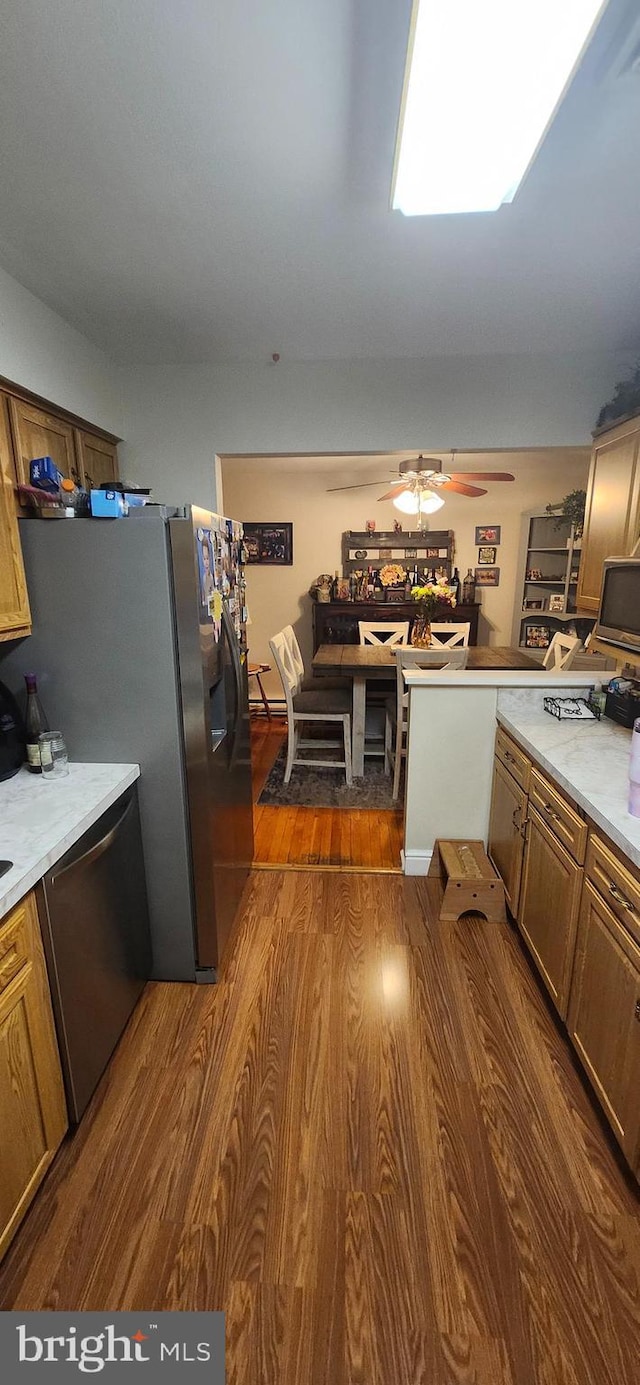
[366,567,375,598]
[451,567,461,602]
[331,570,339,600]
[462,568,476,603]
[23,673,49,774]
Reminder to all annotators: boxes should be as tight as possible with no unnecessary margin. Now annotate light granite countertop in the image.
[496,707,640,869]
[0,763,140,917]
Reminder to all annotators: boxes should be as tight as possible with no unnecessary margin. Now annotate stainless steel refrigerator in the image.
[0,506,254,981]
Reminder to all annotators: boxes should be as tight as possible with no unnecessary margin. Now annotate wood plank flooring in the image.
[251,718,404,870]
[1,871,638,1384]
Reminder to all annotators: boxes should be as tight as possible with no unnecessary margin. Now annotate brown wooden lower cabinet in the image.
[568,879,640,1167]
[0,892,68,1260]
[487,757,528,918]
[518,806,583,1020]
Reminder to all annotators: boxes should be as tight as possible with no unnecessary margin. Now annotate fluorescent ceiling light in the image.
[392,0,606,216]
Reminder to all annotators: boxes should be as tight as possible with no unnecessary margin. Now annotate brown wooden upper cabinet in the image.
[0,394,30,638]
[577,415,640,613]
[74,430,119,490]
[9,396,79,488]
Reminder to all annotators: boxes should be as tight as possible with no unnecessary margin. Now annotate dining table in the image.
[312,643,542,776]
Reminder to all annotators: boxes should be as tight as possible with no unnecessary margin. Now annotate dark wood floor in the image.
[251,718,404,870]
[1,871,638,1383]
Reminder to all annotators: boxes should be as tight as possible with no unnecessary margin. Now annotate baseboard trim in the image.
[401,848,433,876]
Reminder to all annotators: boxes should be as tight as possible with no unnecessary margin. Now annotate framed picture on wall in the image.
[475,525,501,544]
[477,545,497,565]
[475,566,500,587]
[243,522,293,565]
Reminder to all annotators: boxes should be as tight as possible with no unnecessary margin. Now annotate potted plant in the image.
[410,577,457,646]
[545,489,586,538]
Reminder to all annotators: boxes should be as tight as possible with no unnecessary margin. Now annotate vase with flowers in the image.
[410,577,457,646]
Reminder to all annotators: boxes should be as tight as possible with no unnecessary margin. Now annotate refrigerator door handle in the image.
[222,601,242,765]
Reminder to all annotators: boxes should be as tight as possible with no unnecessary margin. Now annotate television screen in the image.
[600,566,640,637]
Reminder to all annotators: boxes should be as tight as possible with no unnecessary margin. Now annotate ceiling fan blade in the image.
[450,471,515,482]
[326,479,389,492]
[377,481,411,502]
[440,480,487,497]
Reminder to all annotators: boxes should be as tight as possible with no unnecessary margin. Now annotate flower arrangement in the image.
[379,563,406,587]
[411,579,457,619]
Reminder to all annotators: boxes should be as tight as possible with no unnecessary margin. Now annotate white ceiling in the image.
[223,448,590,481]
[1,1,640,365]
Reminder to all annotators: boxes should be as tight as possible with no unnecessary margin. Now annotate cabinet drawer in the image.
[529,768,587,863]
[586,833,640,947]
[0,901,30,996]
[495,727,531,792]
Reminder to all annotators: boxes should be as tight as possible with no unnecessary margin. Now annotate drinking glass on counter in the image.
[39,731,69,778]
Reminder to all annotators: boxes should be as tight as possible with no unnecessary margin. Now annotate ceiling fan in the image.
[327,453,514,528]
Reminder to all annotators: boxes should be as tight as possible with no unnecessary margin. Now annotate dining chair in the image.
[542,632,583,671]
[269,630,352,785]
[283,623,350,692]
[358,621,410,646]
[428,622,471,647]
[385,646,469,800]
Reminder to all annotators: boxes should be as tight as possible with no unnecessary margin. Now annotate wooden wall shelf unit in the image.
[312,601,480,652]
[341,529,455,579]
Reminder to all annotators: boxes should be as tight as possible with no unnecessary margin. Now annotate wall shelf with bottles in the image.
[512,510,596,659]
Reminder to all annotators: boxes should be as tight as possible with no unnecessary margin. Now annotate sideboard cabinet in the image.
[312,601,480,652]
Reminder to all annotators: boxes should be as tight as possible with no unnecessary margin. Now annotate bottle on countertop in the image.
[629,718,640,818]
[23,673,49,774]
[462,568,476,603]
[451,567,461,602]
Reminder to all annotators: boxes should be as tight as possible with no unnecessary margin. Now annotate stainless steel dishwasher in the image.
[38,784,152,1122]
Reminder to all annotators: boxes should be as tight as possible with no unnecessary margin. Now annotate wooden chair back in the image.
[282,624,305,681]
[542,632,582,671]
[358,621,410,646]
[429,622,471,647]
[393,646,468,721]
[269,630,302,718]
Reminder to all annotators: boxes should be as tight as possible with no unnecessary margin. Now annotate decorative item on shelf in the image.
[475,566,500,587]
[525,624,551,649]
[596,359,640,430]
[393,519,403,532]
[309,574,333,603]
[379,563,406,588]
[548,593,565,613]
[410,577,456,646]
[478,545,497,565]
[365,519,376,534]
[462,568,476,603]
[524,598,546,611]
[336,578,351,601]
[545,490,586,538]
[527,568,544,581]
[475,525,501,544]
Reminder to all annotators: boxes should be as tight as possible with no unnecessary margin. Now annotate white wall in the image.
[222,449,590,700]
[118,349,622,509]
[0,265,122,434]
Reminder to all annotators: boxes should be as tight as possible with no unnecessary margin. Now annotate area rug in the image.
[258,746,401,809]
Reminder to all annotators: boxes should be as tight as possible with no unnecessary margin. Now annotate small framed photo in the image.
[405,547,417,558]
[243,522,293,565]
[378,547,392,560]
[525,624,551,649]
[477,545,497,565]
[523,598,546,611]
[548,593,565,613]
[475,566,500,587]
[475,525,501,545]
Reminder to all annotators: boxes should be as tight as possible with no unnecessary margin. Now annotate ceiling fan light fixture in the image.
[391,0,606,217]
[418,489,445,514]
[393,489,421,514]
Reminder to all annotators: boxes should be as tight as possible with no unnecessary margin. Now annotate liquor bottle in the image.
[24,673,49,773]
[332,570,339,600]
[366,567,374,598]
[374,568,384,601]
[451,567,461,602]
[462,568,476,603]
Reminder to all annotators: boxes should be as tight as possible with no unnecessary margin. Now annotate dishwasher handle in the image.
[50,793,135,884]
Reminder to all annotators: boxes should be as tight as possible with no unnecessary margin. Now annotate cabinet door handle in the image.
[512,806,521,830]
[608,880,635,913]
[542,800,561,822]
[504,750,516,763]
[635,1000,640,1021]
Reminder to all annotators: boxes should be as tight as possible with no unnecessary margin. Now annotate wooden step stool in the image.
[429,839,506,923]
